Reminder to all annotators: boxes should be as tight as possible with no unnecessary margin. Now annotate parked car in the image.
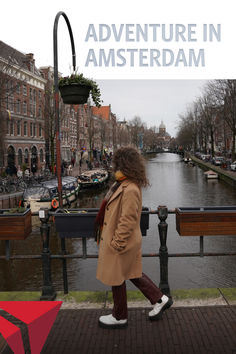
[195,152,201,158]
[213,157,225,166]
[230,161,236,171]
[201,154,211,162]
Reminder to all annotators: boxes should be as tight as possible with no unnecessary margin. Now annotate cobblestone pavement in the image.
[42,306,236,354]
[39,306,235,353]
[1,305,236,353]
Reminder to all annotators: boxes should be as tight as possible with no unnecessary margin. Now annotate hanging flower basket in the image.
[59,83,91,105]
[58,73,102,106]
[0,207,32,240]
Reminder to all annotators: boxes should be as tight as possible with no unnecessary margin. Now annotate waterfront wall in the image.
[190,155,236,188]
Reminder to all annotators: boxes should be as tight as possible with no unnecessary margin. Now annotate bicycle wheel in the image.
[18,181,27,191]
[9,184,17,193]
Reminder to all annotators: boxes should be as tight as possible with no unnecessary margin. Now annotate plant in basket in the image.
[58,72,102,106]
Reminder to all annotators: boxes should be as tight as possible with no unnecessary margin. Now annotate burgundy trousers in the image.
[112,272,163,320]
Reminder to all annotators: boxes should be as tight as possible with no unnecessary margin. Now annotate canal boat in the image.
[183,157,192,164]
[77,168,109,189]
[23,176,80,212]
[204,170,218,179]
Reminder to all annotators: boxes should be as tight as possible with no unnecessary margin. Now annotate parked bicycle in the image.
[0,177,17,194]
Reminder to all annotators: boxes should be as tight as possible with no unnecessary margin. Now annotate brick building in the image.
[0,41,46,174]
[0,41,132,175]
[76,104,117,159]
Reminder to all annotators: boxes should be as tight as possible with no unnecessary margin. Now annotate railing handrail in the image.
[1,205,236,300]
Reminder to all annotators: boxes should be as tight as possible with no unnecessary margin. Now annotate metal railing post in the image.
[53,11,76,294]
[39,208,56,300]
[158,205,171,297]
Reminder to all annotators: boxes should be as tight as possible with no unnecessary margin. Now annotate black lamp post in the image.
[53,11,76,207]
[53,11,76,293]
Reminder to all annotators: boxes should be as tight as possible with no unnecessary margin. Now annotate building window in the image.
[33,123,36,137]
[32,90,36,117]
[23,85,27,96]
[38,90,41,100]
[24,121,27,136]
[8,98,14,112]
[25,149,29,164]
[30,123,33,136]
[38,105,42,118]
[10,121,14,135]
[23,101,27,115]
[33,89,36,103]
[16,100,21,114]
[30,62,34,73]
[40,149,43,163]
[30,103,33,116]
[39,124,42,137]
[18,149,23,165]
[17,120,21,135]
[16,83,21,95]
[7,121,10,135]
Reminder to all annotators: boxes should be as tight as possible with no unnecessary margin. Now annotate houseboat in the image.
[23,176,80,212]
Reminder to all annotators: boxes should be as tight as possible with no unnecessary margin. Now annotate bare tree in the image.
[207,80,236,160]
[86,102,99,163]
[129,116,144,148]
[99,115,108,156]
[143,126,158,151]
[176,112,196,151]
[198,92,218,156]
[44,85,67,172]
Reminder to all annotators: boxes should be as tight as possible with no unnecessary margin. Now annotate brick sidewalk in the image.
[39,306,235,354]
[1,306,235,353]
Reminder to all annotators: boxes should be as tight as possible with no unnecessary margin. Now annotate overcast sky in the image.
[0,1,210,137]
[97,79,207,136]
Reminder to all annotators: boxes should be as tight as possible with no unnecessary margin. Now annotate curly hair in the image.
[112,147,149,188]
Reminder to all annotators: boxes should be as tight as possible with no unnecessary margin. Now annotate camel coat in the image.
[96,179,142,286]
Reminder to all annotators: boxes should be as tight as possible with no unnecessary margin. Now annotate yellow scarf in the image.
[115,170,127,181]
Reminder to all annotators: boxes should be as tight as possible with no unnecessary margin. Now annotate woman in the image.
[96,147,173,328]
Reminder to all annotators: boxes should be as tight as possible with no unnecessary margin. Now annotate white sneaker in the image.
[98,314,128,328]
[149,295,173,321]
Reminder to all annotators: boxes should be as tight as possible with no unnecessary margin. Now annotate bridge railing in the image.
[0,206,236,300]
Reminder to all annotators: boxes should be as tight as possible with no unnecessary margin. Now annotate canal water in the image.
[0,153,236,292]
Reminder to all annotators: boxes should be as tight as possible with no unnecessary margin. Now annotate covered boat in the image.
[204,170,218,179]
[77,168,109,189]
[23,176,80,212]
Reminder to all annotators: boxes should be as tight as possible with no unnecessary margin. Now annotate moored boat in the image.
[77,168,109,189]
[204,170,218,179]
[23,176,79,212]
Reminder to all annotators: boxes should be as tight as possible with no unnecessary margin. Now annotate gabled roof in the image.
[92,105,110,120]
[72,104,111,120]
[0,40,42,77]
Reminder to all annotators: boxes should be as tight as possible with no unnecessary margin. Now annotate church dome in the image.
[159,120,166,129]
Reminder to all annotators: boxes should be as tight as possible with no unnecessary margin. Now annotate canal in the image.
[0,153,236,292]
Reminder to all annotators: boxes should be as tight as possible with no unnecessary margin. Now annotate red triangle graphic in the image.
[0,315,24,354]
[27,304,62,353]
[0,301,62,353]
